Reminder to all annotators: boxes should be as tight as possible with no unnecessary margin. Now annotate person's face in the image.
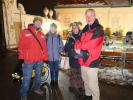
[50,26,57,34]
[34,20,42,29]
[85,11,96,25]
[72,26,79,34]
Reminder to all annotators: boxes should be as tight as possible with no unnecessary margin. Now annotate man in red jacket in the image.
[18,16,48,100]
[75,9,104,100]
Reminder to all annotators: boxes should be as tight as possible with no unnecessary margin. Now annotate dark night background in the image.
[17,0,58,18]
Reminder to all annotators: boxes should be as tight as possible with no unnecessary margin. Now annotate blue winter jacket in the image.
[46,32,64,61]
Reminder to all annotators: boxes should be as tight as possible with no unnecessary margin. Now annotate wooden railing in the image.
[100,51,133,69]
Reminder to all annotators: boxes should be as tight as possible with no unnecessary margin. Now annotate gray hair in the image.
[85,9,96,16]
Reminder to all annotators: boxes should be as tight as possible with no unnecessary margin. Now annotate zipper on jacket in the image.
[26,50,29,59]
[52,36,54,61]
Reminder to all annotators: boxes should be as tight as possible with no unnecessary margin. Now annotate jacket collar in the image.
[47,31,58,37]
[81,19,100,33]
[28,24,42,33]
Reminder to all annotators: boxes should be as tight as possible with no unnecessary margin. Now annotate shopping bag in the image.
[60,56,65,69]
[60,56,70,70]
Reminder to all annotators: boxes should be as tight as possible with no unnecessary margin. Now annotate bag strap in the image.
[58,34,61,45]
[45,34,49,44]
[28,29,43,51]
[70,35,76,41]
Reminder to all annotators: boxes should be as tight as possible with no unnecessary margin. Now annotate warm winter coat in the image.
[64,33,80,68]
[46,32,64,61]
[75,19,104,67]
[18,24,48,63]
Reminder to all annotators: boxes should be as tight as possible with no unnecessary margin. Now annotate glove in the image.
[43,60,48,64]
[80,50,89,62]
[18,59,24,64]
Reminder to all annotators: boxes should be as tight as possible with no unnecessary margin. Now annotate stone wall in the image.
[2,0,20,48]
[2,0,61,48]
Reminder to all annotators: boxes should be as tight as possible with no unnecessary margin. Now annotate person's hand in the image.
[60,52,66,56]
[75,49,80,54]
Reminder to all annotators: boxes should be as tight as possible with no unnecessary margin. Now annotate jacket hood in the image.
[28,24,42,32]
[91,19,100,28]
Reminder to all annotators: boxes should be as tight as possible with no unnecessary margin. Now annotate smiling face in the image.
[72,26,80,34]
[50,26,57,34]
[33,17,43,29]
[34,20,42,29]
[85,9,96,25]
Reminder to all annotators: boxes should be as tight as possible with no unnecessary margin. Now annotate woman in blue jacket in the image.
[46,23,64,85]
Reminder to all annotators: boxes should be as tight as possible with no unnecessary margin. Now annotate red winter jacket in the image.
[18,24,48,63]
[75,19,104,67]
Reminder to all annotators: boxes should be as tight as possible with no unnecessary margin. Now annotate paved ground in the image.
[0,51,133,100]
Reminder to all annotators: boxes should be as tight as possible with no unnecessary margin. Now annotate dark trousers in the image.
[49,61,59,81]
[69,68,84,94]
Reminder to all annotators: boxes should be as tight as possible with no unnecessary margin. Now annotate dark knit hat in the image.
[50,23,57,28]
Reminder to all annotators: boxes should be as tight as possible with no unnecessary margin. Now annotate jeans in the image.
[49,61,59,81]
[20,61,43,98]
